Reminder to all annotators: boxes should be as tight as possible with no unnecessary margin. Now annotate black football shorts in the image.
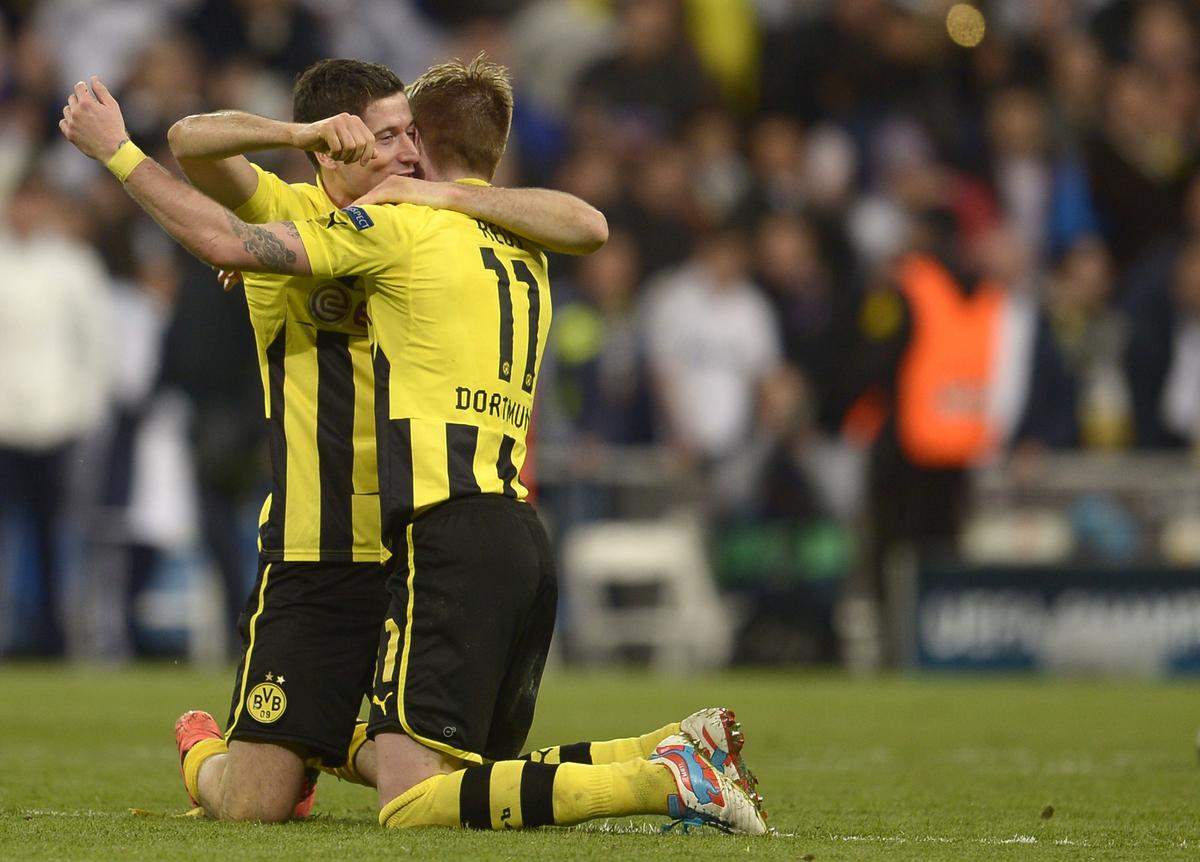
[368,495,557,762]
[224,560,389,766]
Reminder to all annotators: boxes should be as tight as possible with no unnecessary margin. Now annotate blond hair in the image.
[408,54,513,180]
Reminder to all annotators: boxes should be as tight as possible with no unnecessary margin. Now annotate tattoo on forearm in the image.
[283,221,300,239]
[226,212,297,269]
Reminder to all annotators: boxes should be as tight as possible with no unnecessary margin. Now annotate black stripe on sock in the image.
[519,762,559,828]
[459,763,494,829]
[557,742,593,764]
[316,330,355,555]
[446,423,482,498]
[263,329,287,551]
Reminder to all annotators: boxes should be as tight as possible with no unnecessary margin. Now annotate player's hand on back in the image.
[294,113,375,166]
[354,175,450,209]
[58,77,130,162]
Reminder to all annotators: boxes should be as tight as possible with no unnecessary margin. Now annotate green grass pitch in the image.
[0,664,1198,860]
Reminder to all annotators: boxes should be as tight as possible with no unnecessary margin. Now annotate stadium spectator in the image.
[1121,172,1200,448]
[1046,29,1106,148]
[612,140,699,275]
[640,222,786,518]
[81,262,175,659]
[574,0,718,150]
[737,114,807,219]
[541,229,655,452]
[1152,237,1200,446]
[837,215,1075,667]
[0,176,113,656]
[508,0,614,124]
[760,0,893,124]
[184,0,326,82]
[553,142,626,234]
[984,85,1054,259]
[736,116,862,311]
[154,252,265,650]
[751,211,849,432]
[118,34,207,145]
[321,0,451,84]
[686,108,751,226]
[27,0,184,98]
[1044,235,1130,448]
[538,229,655,529]
[1084,62,1192,273]
[982,226,1078,453]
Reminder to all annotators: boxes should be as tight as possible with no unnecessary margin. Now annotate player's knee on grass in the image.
[374,731,465,810]
[215,739,308,822]
[218,789,299,823]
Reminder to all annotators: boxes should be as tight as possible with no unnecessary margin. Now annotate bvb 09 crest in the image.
[246,672,287,723]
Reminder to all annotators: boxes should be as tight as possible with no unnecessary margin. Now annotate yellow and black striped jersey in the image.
[235,163,380,562]
[293,180,551,554]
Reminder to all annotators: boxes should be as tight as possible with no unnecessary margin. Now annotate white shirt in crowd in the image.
[0,231,113,450]
[641,261,782,459]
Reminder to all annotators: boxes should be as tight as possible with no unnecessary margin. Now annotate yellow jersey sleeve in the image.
[295,204,420,280]
[233,162,294,223]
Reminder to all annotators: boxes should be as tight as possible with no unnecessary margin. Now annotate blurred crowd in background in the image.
[3,0,1200,666]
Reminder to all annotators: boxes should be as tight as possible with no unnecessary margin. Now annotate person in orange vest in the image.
[837,218,1076,669]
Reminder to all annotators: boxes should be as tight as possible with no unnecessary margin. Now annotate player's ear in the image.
[314,151,339,171]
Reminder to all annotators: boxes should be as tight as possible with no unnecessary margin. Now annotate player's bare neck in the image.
[425,159,490,184]
[428,168,484,183]
[319,171,356,209]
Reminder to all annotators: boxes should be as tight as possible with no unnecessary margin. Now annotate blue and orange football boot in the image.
[649,734,767,834]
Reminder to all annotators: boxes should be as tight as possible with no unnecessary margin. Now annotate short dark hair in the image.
[406,54,513,180]
[292,59,406,168]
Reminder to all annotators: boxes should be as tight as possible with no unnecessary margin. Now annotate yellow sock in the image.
[318,721,371,785]
[379,772,461,828]
[606,722,680,760]
[379,758,675,829]
[182,738,227,803]
[551,758,674,823]
[525,721,681,765]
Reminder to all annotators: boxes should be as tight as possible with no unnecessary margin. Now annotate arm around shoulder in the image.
[357,177,608,255]
[437,184,608,255]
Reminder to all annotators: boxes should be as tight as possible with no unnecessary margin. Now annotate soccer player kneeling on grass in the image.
[151,55,613,824]
[60,59,767,834]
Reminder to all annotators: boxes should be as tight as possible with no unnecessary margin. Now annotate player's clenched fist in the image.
[294,113,375,166]
[59,76,129,162]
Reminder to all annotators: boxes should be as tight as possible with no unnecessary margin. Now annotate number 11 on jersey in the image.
[479,247,541,394]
